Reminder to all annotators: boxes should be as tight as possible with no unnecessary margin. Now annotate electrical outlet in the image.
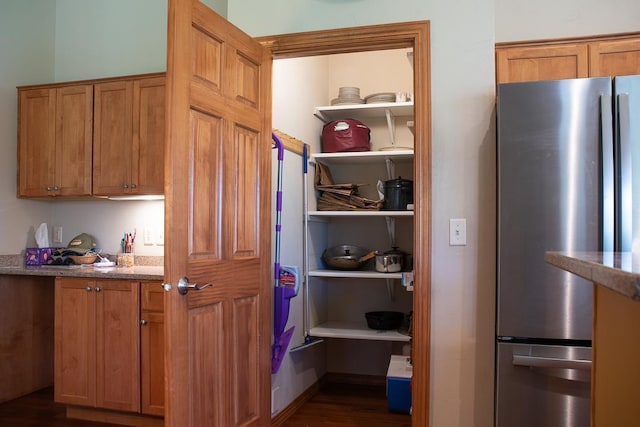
[156,228,164,246]
[271,386,280,414]
[53,226,63,244]
[143,226,154,246]
[449,218,467,246]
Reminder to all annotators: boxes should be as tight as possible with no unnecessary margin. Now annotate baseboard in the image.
[66,406,164,427]
[271,376,326,426]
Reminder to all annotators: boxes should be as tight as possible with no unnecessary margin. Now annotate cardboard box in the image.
[25,247,61,266]
[387,355,412,414]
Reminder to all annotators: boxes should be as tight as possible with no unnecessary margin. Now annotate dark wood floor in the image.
[0,388,118,427]
[0,382,411,426]
[280,381,411,427]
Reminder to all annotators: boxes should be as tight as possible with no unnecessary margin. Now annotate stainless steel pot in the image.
[375,246,406,273]
[322,245,374,270]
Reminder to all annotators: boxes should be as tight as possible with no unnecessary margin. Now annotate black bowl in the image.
[365,311,404,330]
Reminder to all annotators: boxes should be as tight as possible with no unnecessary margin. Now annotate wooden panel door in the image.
[54,278,97,407]
[164,0,272,426]
[496,44,589,84]
[133,77,166,195]
[95,280,140,412]
[93,80,133,196]
[18,88,55,197]
[55,84,93,196]
[589,37,640,77]
[141,281,165,416]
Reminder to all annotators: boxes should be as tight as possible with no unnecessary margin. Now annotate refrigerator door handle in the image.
[617,93,632,251]
[512,354,592,371]
[601,94,615,252]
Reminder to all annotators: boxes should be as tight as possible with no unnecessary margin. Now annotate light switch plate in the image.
[143,226,154,245]
[449,218,467,246]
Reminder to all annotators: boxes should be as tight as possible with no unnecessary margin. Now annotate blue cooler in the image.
[386,355,412,414]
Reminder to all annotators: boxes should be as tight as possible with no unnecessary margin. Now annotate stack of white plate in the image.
[330,86,365,105]
[364,92,396,104]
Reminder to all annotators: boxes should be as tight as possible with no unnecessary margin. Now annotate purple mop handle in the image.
[272,132,284,281]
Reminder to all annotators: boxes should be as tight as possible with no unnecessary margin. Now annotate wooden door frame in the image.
[256,21,432,426]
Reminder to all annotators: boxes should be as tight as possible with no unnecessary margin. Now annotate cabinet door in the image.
[93,81,133,196]
[18,88,56,197]
[140,281,164,416]
[54,278,97,407]
[95,280,140,412]
[496,44,589,84]
[589,37,640,77]
[55,85,93,196]
[133,77,165,195]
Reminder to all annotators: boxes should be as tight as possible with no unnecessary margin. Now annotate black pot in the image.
[365,311,405,330]
[382,177,413,210]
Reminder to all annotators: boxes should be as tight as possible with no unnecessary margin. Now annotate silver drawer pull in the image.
[512,355,591,371]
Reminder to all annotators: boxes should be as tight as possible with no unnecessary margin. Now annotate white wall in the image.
[0,1,56,254]
[270,55,328,415]
[495,0,640,42]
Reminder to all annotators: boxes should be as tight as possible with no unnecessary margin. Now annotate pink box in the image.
[25,248,61,266]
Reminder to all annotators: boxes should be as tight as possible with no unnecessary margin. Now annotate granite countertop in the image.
[0,254,164,281]
[545,251,640,301]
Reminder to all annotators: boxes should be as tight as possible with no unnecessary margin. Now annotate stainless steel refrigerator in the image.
[496,75,640,427]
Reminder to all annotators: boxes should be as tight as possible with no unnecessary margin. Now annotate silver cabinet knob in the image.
[131,183,137,189]
[123,183,129,189]
[53,185,59,190]
[95,287,102,293]
[140,319,148,326]
[86,286,92,292]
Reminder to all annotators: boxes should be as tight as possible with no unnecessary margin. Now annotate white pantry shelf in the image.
[310,321,411,342]
[311,149,414,165]
[314,101,414,122]
[308,269,403,280]
[308,210,413,218]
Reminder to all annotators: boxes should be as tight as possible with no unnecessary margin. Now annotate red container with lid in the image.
[321,119,370,153]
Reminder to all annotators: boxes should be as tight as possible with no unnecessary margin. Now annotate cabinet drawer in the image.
[141,281,164,312]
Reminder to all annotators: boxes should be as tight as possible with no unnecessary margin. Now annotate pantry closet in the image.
[263,22,431,423]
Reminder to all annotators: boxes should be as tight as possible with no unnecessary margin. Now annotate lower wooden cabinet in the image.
[140,281,165,416]
[54,277,164,416]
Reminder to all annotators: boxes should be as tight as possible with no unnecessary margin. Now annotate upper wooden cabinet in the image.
[93,76,165,196]
[17,73,165,198]
[496,44,589,84]
[18,85,93,197]
[496,33,640,84]
[589,37,640,77]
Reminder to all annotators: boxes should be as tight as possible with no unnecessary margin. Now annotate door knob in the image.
[177,277,212,295]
